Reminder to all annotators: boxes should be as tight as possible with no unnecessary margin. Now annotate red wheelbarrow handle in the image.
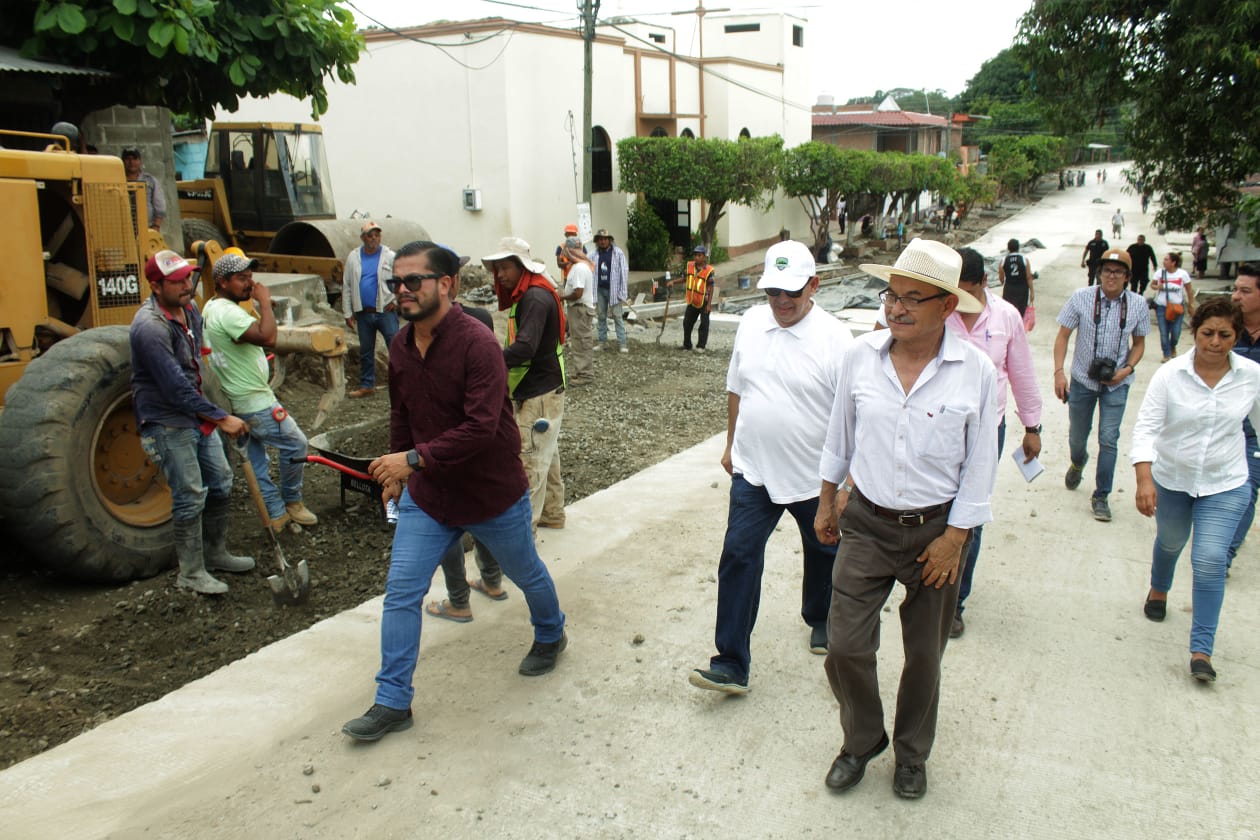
[300,454,374,482]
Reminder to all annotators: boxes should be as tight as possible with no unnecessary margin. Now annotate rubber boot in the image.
[175,516,229,595]
[202,495,256,573]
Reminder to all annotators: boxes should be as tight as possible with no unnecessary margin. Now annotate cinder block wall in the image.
[81,105,182,251]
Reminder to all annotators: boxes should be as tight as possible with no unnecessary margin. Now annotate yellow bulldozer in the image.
[0,127,394,583]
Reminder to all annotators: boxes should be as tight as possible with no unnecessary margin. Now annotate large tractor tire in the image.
[181,218,229,254]
[0,326,174,582]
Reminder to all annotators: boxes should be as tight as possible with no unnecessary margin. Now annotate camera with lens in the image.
[1088,357,1117,382]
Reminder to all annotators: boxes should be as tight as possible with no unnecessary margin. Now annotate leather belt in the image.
[360,306,376,313]
[853,487,951,527]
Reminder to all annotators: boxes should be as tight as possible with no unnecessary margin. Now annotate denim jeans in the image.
[957,420,1006,615]
[439,538,501,610]
[374,490,565,709]
[356,310,399,388]
[138,424,233,523]
[709,474,837,682]
[1154,305,1184,359]
[595,289,626,348]
[1149,482,1250,656]
[1067,379,1129,499]
[237,403,308,519]
[1226,435,1260,566]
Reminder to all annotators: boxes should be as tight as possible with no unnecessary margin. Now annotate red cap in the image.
[563,223,578,235]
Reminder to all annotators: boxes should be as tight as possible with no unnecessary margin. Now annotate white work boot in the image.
[202,496,255,573]
[174,517,229,595]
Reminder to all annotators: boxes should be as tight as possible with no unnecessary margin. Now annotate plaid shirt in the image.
[1057,286,1150,392]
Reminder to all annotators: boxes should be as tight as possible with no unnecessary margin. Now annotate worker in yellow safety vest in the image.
[670,244,717,352]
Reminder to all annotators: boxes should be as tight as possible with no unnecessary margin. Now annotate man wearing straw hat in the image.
[814,238,998,800]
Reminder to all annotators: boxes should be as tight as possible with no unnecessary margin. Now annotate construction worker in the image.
[672,245,717,352]
[555,222,579,277]
[342,220,397,398]
[121,145,165,229]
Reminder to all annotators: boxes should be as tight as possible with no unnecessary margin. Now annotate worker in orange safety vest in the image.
[670,244,717,352]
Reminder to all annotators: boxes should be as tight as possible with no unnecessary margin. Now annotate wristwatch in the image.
[1025,425,1042,435]
[406,449,421,471]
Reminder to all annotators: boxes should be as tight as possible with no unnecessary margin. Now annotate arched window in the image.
[680,128,695,139]
[738,128,751,139]
[591,125,612,193]
[649,126,668,137]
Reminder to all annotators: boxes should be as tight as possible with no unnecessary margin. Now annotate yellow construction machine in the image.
[0,129,350,583]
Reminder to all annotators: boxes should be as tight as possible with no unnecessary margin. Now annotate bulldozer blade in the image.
[267,558,311,606]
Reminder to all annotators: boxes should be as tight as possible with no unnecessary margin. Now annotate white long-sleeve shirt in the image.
[1131,349,1260,496]
[820,328,999,529]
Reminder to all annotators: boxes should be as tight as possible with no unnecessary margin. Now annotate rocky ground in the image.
[0,200,1029,770]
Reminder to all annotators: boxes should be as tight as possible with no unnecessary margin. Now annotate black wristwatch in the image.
[406,449,421,471]
[1025,425,1042,435]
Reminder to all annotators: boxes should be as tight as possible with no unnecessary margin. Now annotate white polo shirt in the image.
[728,302,853,503]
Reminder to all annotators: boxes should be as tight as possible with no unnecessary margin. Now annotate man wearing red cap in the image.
[342,220,397,398]
[129,250,251,595]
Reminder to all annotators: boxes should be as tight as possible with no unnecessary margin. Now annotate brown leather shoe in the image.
[348,387,376,398]
[285,501,318,526]
[269,512,292,535]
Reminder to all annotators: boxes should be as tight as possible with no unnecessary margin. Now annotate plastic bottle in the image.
[385,498,399,525]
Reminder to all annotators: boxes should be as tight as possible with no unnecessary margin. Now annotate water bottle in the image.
[385,497,399,525]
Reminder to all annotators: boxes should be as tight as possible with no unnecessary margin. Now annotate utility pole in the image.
[580,0,600,204]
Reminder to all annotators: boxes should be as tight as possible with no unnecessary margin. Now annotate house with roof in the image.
[811,95,961,157]
[217,13,813,265]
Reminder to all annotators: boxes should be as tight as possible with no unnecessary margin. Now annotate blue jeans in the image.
[238,403,308,519]
[1226,435,1260,566]
[957,420,1006,614]
[138,425,233,523]
[1067,379,1129,499]
[374,490,565,709]
[595,289,626,347]
[709,474,837,682]
[1149,482,1250,656]
[356,310,399,388]
[1154,305,1184,359]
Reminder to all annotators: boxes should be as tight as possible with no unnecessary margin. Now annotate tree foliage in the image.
[1,0,363,118]
[986,134,1067,199]
[778,142,870,257]
[1014,0,1260,232]
[617,135,782,251]
[956,49,1028,113]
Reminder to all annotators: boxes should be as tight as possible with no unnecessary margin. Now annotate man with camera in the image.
[1053,248,1149,522]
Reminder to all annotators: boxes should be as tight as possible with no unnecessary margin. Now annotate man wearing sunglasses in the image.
[345,241,567,743]
[689,240,853,697]
[815,238,998,800]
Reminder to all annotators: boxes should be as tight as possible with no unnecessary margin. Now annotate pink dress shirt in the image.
[946,288,1043,427]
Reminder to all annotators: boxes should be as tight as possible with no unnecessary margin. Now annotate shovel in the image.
[235,437,310,606]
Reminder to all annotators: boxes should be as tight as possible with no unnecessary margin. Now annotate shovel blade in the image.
[267,559,311,606]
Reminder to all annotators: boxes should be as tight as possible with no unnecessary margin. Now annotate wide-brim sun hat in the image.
[482,236,546,275]
[860,238,982,314]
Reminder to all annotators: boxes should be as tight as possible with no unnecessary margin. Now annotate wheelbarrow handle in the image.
[298,454,374,482]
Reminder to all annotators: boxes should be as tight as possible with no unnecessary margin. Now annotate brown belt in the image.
[360,306,376,313]
[853,487,951,527]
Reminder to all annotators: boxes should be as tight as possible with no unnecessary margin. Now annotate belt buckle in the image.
[897,511,925,527]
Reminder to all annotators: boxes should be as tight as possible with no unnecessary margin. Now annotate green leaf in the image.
[114,0,137,14]
[112,13,135,40]
[228,58,246,86]
[57,3,89,34]
[172,26,188,55]
[149,19,174,47]
[33,6,59,32]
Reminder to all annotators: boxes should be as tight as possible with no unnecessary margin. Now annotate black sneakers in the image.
[1065,463,1084,490]
[341,704,413,742]
[1190,658,1217,682]
[688,668,750,695]
[809,625,828,654]
[1092,496,1112,522]
[519,632,568,676]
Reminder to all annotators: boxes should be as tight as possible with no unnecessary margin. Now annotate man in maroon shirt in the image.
[341,241,567,743]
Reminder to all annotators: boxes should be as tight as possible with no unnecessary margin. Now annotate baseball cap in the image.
[120,145,141,158]
[361,220,382,234]
[213,253,260,280]
[563,223,578,235]
[145,250,194,284]
[1099,248,1132,270]
[758,240,816,292]
[594,228,612,240]
[693,245,708,255]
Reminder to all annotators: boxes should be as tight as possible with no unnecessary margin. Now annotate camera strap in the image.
[1091,287,1128,368]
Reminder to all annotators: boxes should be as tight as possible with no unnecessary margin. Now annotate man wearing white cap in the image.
[688,240,852,696]
[815,238,998,800]
[342,220,397,398]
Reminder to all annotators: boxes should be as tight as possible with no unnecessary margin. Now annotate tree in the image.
[986,134,1067,199]
[956,48,1028,113]
[778,142,869,257]
[1,0,363,118]
[862,151,912,221]
[897,154,957,223]
[617,135,782,252]
[1015,0,1260,232]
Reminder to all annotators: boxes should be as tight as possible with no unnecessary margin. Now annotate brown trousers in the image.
[824,495,970,766]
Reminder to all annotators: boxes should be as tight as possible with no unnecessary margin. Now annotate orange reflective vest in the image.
[684,261,715,309]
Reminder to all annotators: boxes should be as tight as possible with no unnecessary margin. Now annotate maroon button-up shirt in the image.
[388,304,528,525]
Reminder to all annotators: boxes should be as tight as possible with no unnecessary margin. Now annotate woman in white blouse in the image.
[1150,251,1195,362]
[1132,298,1260,682]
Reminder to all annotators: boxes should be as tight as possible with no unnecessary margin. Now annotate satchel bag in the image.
[1165,301,1184,321]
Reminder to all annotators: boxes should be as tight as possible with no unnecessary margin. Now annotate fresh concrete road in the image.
[2,166,1256,839]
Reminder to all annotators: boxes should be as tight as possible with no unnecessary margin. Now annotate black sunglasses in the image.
[386,273,443,293]
[765,287,806,299]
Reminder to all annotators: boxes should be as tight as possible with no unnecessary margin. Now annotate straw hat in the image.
[860,238,982,314]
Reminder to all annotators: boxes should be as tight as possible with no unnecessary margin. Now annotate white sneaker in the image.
[695,347,706,354]
[593,344,604,352]
[619,346,628,354]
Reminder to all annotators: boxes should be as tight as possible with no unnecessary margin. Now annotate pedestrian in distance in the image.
[815,238,998,800]
[589,228,629,353]
[1126,234,1159,295]
[997,238,1034,318]
[342,220,397,398]
[557,237,595,386]
[203,253,318,533]
[1191,227,1209,279]
[688,240,853,696]
[1132,298,1260,683]
[1081,229,1110,287]
[129,250,253,595]
[345,241,567,743]
[1151,251,1195,362]
[1111,208,1124,238]
[945,248,1042,639]
[1054,248,1149,522]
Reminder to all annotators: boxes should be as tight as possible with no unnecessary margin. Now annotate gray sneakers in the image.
[1092,496,1112,522]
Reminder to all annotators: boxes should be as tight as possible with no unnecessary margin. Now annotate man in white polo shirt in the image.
[688,240,853,696]
[815,238,998,800]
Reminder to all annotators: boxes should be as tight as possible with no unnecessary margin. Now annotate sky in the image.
[341,0,1033,105]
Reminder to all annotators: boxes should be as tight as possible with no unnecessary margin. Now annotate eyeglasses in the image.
[765,287,806,299]
[386,273,443,293]
[1099,266,1128,277]
[878,289,951,310]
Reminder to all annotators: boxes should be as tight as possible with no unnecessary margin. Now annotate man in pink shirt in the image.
[944,248,1043,638]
